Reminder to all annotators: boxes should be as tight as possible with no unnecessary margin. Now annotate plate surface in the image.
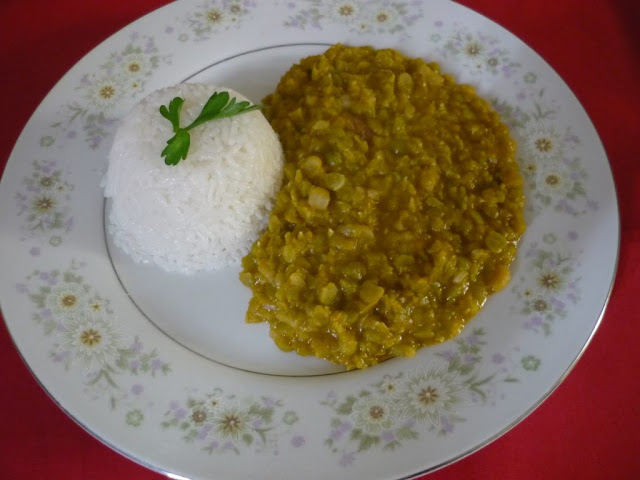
[0,1,618,479]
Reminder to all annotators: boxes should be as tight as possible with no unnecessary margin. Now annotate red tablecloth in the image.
[1,1,639,478]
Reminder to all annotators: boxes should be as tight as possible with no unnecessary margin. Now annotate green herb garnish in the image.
[159,91,262,166]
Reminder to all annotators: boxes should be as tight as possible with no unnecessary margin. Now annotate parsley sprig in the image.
[159,91,262,165]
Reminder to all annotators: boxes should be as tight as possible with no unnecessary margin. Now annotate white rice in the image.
[103,83,284,274]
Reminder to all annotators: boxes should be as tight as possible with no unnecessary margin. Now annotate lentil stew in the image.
[240,45,525,369]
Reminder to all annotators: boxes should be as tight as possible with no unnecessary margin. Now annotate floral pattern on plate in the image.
[431,24,522,78]
[321,328,539,466]
[14,159,74,247]
[15,260,171,425]
[512,232,582,336]
[167,0,258,41]
[492,92,594,217]
[162,389,304,454]
[283,0,424,34]
[49,34,169,150]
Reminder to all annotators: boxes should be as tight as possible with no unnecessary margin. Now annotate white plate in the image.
[0,1,618,479]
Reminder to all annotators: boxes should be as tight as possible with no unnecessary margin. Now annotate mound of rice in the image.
[103,83,284,273]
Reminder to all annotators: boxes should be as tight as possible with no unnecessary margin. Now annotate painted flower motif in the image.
[213,403,258,442]
[291,435,305,447]
[46,282,88,317]
[205,390,224,414]
[84,74,125,114]
[88,298,106,312]
[284,0,423,34]
[49,235,63,247]
[227,2,243,15]
[528,295,551,314]
[120,53,151,78]
[283,411,299,426]
[536,163,574,198]
[40,135,54,147]
[535,266,566,296]
[521,355,541,372]
[513,236,580,336]
[523,123,565,164]
[463,40,484,58]
[322,329,525,463]
[523,161,537,176]
[59,309,123,370]
[369,6,399,31]
[31,193,59,216]
[48,36,165,149]
[20,264,171,425]
[205,7,224,24]
[486,56,499,68]
[180,0,256,39]
[189,402,211,426]
[126,409,144,427]
[38,175,57,190]
[327,0,361,24]
[398,366,462,426]
[543,233,557,244]
[378,375,399,395]
[440,28,521,78]
[494,93,590,216]
[19,174,70,238]
[351,395,396,434]
[163,391,298,454]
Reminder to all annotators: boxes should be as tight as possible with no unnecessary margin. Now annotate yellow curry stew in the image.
[240,44,525,369]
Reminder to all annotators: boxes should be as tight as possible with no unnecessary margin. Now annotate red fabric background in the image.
[1,1,639,478]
